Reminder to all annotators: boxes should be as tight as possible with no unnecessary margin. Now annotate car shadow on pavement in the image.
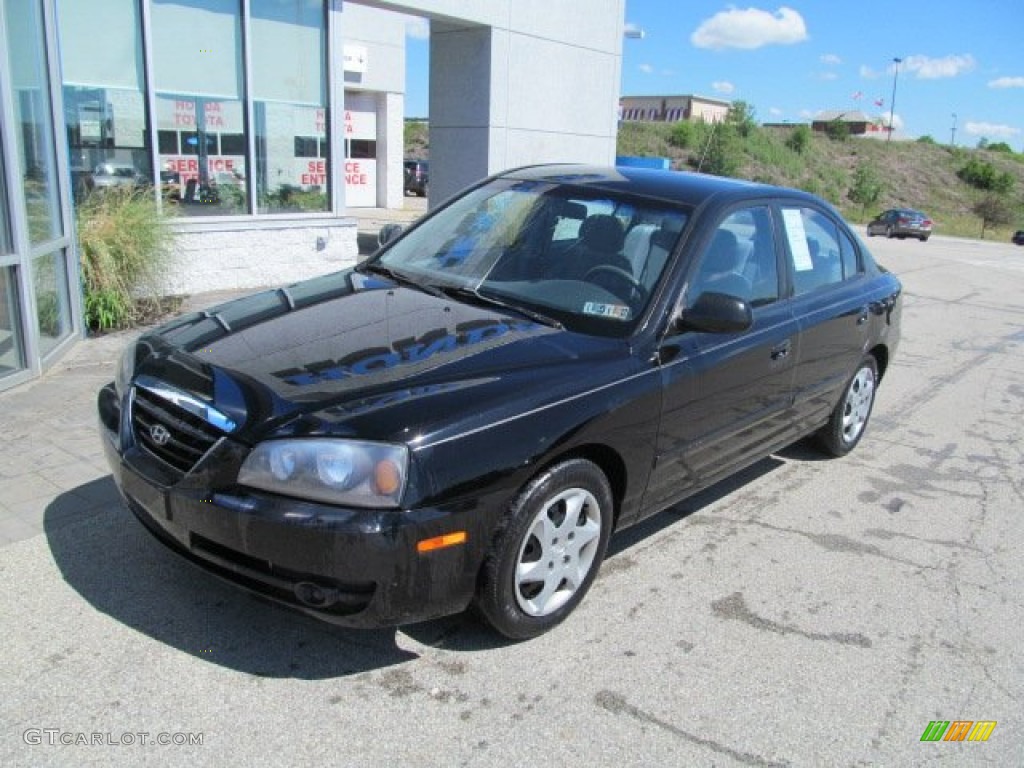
[44,477,428,679]
[607,453,787,559]
[45,451,803,664]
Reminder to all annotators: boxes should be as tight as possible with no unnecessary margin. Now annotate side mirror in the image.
[675,291,753,334]
[378,222,404,247]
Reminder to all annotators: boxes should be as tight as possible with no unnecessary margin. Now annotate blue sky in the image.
[404,2,1024,149]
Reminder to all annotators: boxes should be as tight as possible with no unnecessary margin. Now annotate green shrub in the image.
[848,161,884,214]
[77,187,172,331]
[958,157,1014,193]
[669,121,694,149]
[785,125,811,154]
[825,119,849,142]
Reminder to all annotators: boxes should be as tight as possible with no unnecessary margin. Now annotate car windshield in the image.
[374,177,689,337]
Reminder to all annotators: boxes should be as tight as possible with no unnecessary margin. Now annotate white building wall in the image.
[367,0,626,204]
[161,222,359,296]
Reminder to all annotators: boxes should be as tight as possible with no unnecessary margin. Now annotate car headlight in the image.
[238,439,409,509]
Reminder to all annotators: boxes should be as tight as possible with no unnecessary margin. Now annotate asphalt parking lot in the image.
[2,233,1022,766]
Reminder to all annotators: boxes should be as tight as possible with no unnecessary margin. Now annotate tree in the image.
[669,120,694,149]
[972,194,1013,239]
[916,135,936,145]
[726,100,757,138]
[848,162,884,216]
[785,124,811,154]
[984,141,1014,154]
[696,120,741,177]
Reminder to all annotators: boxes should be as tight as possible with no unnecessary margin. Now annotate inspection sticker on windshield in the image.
[583,302,631,320]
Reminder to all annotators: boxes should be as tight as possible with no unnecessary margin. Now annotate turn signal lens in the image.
[417,531,467,553]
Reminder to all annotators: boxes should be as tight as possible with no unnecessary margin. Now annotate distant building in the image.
[619,95,731,124]
[811,110,887,136]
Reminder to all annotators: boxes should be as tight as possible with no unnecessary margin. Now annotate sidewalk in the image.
[0,291,248,547]
[0,201,426,547]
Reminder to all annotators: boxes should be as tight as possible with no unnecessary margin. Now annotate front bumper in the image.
[98,383,485,628]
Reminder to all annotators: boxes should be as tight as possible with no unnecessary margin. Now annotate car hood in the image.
[129,269,631,444]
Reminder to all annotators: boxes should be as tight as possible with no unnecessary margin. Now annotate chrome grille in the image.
[131,386,222,473]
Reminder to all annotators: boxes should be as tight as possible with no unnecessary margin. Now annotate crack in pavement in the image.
[711,592,872,648]
[594,689,790,767]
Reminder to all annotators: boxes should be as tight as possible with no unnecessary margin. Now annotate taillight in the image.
[922,219,932,227]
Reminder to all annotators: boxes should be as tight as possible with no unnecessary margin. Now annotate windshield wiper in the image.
[357,263,447,300]
[432,284,563,329]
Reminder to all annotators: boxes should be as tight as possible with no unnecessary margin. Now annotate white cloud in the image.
[860,65,881,79]
[965,121,1020,139]
[901,54,975,79]
[691,6,807,50]
[639,63,654,74]
[769,107,783,117]
[712,80,736,94]
[988,76,1024,89]
[799,109,814,119]
[816,72,839,81]
[820,54,841,66]
[404,16,429,40]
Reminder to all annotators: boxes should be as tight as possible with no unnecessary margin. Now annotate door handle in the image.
[856,307,869,325]
[770,340,791,361]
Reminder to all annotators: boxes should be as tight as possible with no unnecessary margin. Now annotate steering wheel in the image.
[584,265,644,303]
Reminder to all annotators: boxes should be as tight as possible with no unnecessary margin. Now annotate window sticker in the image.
[781,208,815,272]
[583,302,631,320]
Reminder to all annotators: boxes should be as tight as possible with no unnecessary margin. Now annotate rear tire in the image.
[817,356,878,457]
[474,458,613,640]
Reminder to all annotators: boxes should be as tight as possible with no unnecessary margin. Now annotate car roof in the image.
[498,163,825,210]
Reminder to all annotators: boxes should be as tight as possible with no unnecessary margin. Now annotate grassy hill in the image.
[617,120,1024,240]
[404,118,1024,240]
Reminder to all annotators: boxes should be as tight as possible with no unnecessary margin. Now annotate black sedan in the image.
[98,165,902,639]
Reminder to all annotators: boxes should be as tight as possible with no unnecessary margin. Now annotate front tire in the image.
[475,458,613,640]
[817,356,878,457]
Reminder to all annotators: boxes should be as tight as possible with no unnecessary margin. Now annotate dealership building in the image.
[0,0,625,391]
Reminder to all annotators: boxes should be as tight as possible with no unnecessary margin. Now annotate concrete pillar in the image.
[428,22,501,205]
[379,91,405,208]
[426,1,625,207]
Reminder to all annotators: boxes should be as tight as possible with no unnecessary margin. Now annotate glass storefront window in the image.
[155,95,246,213]
[0,266,26,379]
[57,0,149,203]
[4,0,63,245]
[151,0,247,215]
[32,249,72,358]
[1,126,11,255]
[251,1,327,214]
